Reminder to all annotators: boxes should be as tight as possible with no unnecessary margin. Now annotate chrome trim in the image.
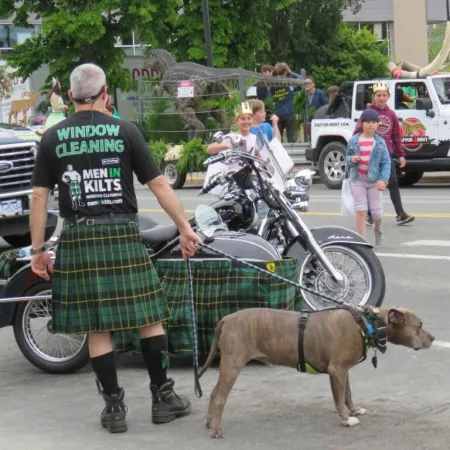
[0,142,36,150]
[0,179,34,188]
[0,171,34,180]
[0,189,32,199]
[0,150,34,158]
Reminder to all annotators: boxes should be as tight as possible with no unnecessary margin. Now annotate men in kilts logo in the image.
[29,63,200,434]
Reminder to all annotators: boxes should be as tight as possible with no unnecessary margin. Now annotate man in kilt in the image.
[29,63,200,433]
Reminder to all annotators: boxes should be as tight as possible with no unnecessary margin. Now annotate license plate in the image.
[0,199,23,217]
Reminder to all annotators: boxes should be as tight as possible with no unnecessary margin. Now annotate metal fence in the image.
[135,72,311,150]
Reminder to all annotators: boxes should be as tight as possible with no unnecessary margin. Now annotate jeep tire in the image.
[318,141,347,189]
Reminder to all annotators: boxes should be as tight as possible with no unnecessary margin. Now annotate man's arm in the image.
[147,176,191,231]
[30,187,50,250]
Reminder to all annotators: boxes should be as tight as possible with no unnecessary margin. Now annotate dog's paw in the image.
[205,415,211,428]
[352,407,366,416]
[210,427,225,439]
[342,417,360,427]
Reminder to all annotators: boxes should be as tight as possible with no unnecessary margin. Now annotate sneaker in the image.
[396,213,415,225]
[374,228,384,246]
[366,215,374,226]
[100,388,128,433]
[150,379,192,424]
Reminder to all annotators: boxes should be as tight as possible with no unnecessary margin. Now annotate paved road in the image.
[1,181,450,449]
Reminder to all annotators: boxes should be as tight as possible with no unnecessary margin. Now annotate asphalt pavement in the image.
[1,179,450,450]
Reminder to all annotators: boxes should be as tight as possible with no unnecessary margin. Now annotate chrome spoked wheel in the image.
[300,245,373,310]
[21,290,87,363]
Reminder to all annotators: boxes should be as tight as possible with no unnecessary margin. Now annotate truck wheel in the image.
[318,141,347,189]
[398,171,424,187]
[3,225,57,248]
[161,161,186,189]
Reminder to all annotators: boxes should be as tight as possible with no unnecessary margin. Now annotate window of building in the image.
[114,31,147,56]
[354,21,393,56]
[0,24,37,49]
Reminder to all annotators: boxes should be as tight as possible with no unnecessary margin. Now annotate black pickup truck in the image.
[0,123,57,247]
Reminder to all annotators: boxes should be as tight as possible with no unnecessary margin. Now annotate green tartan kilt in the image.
[113,257,302,357]
[51,222,170,334]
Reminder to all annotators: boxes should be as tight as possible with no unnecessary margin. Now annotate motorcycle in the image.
[0,204,290,375]
[198,131,386,311]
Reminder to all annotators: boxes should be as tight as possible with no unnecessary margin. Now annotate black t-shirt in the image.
[32,111,161,218]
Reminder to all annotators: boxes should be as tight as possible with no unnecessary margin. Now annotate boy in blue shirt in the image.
[248,99,281,145]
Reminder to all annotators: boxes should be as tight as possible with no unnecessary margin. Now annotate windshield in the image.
[254,130,288,192]
[432,77,450,104]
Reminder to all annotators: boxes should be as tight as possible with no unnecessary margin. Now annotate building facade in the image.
[343,0,449,66]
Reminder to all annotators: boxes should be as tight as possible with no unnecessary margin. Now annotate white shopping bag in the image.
[267,138,295,174]
[341,178,355,217]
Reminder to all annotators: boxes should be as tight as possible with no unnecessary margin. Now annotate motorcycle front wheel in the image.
[298,244,385,310]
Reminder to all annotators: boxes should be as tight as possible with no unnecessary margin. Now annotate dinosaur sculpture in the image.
[144,49,305,138]
[8,91,39,127]
[388,21,450,79]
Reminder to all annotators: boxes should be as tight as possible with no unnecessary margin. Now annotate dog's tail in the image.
[198,318,225,379]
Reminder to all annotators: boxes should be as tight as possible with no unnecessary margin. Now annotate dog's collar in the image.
[355,306,387,368]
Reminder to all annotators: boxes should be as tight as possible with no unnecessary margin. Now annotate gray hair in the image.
[70,63,106,103]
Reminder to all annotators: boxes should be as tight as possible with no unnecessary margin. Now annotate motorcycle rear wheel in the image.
[13,282,89,374]
[299,244,385,310]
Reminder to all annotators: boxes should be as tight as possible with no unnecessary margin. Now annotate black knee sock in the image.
[140,335,168,388]
[91,351,120,396]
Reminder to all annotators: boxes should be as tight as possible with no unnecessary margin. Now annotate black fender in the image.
[284,225,372,265]
[0,263,44,328]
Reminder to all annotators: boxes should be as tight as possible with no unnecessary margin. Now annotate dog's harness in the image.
[297,305,387,375]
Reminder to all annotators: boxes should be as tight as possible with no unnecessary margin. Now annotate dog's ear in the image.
[388,308,405,325]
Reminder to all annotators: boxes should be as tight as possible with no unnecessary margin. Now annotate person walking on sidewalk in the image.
[354,81,415,226]
[29,63,200,434]
[346,109,391,245]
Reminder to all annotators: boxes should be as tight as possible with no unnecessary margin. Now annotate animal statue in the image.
[8,91,39,127]
[144,49,305,138]
[388,21,450,78]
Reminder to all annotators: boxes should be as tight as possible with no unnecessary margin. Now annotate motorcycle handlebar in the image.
[204,153,226,166]
[199,175,225,195]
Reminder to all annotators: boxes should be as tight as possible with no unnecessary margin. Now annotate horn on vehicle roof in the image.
[388,21,450,79]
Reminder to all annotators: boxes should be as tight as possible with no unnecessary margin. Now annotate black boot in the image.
[100,387,128,433]
[150,379,191,424]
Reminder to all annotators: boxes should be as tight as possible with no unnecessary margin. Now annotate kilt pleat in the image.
[51,222,170,334]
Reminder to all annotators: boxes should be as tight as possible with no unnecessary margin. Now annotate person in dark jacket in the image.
[304,77,329,119]
[353,81,415,226]
[272,63,302,143]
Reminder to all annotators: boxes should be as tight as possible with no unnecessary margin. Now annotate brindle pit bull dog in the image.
[198,306,434,439]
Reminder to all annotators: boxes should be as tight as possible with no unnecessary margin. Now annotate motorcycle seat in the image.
[140,224,178,246]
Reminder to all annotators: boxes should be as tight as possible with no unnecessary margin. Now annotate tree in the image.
[0,0,181,92]
[155,0,297,69]
[310,24,389,88]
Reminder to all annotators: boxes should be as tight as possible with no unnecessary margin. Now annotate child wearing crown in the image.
[204,102,260,196]
[207,101,258,156]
